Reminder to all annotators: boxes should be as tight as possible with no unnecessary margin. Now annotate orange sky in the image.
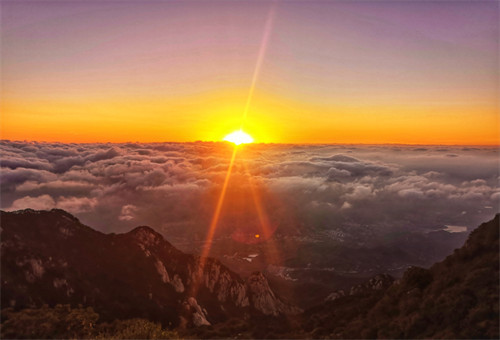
[2,89,499,145]
[1,1,499,145]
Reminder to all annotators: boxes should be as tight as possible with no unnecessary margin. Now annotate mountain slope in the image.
[302,214,499,339]
[0,209,300,328]
[1,209,497,339]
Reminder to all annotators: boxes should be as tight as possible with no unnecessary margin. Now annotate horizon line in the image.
[1,138,499,148]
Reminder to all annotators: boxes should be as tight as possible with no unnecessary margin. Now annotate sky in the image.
[1,0,499,144]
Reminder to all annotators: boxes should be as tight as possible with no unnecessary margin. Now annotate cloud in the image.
[0,141,498,247]
[10,194,56,210]
[327,167,351,180]
[345,184,374,200]
[397,188,424,199]
[8,194,97,214]
[340,201,352,210]
[57,196,98,213]
[119,204,138,221]
[0,168,56,189]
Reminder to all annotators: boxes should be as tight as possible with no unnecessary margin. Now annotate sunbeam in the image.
[189,145,238,296]
[243,160,282,265]
[239,2,276,129]
[193,3,278,295]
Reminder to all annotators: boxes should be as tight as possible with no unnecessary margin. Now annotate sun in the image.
[223,130,254,145]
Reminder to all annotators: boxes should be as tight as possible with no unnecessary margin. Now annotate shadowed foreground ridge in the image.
[301,214,499,339]
[0,209,498,339]
[0,209,299,336]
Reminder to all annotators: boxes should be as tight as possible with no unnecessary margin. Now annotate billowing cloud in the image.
[9,194,56,210]
[119,204,138,221]
[1,140,498,253]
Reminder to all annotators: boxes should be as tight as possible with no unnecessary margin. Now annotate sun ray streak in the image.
[243,160,282,265]
[201,146,237,262]
[190,145,238,296]
[191,2,277,298]
[240,2,276,129]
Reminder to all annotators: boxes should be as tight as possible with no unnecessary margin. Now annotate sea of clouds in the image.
[1,140,498,248]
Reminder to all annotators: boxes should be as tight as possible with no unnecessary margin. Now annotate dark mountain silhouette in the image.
[1,209,498,339]
[0,209,300,329]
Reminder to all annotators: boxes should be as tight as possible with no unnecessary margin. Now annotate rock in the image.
[325,290,345,302]
[131,226,162,247]
[171,274,185,293]
[349,273,394,295]
[188,258,250,308]
[246,272,302,316]
[184,297,210,327]
[367,274,394,290]
[0,208,301,328]
[154,259,170,283]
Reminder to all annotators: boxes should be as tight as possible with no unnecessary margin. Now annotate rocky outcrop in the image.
[187,257,249,308]
[183,297,210,327]
[324,274,394,302]
[324,290,345,302]
[349,273,394,295]
[246,272,302,316]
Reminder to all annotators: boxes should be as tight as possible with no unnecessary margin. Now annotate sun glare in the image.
[223,130,254,145]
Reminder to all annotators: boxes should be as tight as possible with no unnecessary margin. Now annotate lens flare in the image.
[190,2,275,299]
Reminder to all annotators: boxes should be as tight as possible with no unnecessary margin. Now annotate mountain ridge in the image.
[1,209,498,338]
[299,213,499,339]
[0,208,301,328]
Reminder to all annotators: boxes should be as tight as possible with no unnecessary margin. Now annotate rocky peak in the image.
[463,213,499,251]
[128,226,164,247]
[246,271,302,316]
[1,209,301,328]
[49,209,81,222]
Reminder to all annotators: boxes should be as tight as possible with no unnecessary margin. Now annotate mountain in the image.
[300,214,499,339]
[1,209,498,339]
[185,214,499,339]
[0,209,300,329]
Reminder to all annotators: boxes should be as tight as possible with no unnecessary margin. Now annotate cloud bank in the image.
[1,140,498,250]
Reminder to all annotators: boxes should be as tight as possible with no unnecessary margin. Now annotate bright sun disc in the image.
[223,130,254,145]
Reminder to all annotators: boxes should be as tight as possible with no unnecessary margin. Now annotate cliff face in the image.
[246,271,302,316]
[0,209,300,327]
